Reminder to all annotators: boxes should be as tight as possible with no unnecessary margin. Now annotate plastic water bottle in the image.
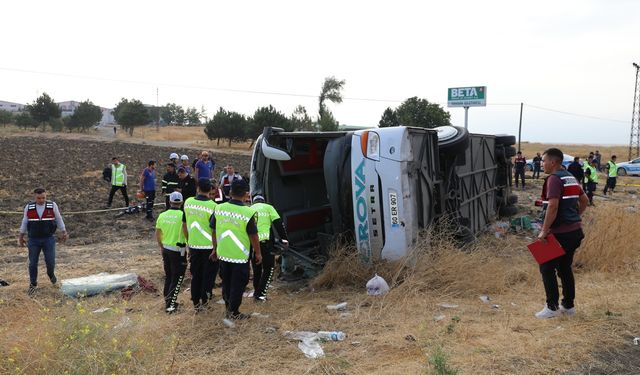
[317,331,346,341]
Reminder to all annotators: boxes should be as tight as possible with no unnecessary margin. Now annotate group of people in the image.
[105,151,243,221]
[566,152,618,206]
[155,178,289,319]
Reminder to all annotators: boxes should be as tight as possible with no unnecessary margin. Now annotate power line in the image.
[0,66,404,103]
[526,103,627,124]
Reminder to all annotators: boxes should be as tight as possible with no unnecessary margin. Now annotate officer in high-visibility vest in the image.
[182,178,217,311]
[210,179,261,320]
[584,158,599,206]
[155,191,188,313]
[106,157,129,208]
[251,195,288,302]
[603,155,617,195]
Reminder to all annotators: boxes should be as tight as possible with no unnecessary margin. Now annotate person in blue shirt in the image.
[140,160,157,221]
[194,151,215,182]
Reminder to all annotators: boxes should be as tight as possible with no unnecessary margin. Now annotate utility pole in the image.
[517,102,523,152]
[630,63,640,160]
[156,87,160,131]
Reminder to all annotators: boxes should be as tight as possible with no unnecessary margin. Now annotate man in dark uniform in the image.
[18,188,68,296]
[535,148,588,319]
[514,151,527,190]
[162,163,180,211]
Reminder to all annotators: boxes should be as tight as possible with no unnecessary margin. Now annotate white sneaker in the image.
[559,305,576,316]
[535,305,561,319]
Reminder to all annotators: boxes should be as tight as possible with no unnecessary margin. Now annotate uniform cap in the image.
[252,195,265,203]
[169,191,183,202]
[169,153,179,160]
[180,154,189,160]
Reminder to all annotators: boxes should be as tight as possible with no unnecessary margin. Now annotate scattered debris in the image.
[434,314,446,322]
[243,290,254,298]
[61,273,138,298]
[405,334,416,342]
[251,312,270,318]
[0,279,9,287]
[222,319,236,329]
[326,302,348,311]
[492,221,510,238]
[216,298,225,305]
[339,312,352,318]
[437,303,459,309]
[511,216,532,231]
[114,316,131,330]
[491,304,500,310]
[479,295,491,303]
[298,338,324,359]
[624,206,637,213]
[351,341,361,346]
[633,337,639,345]
[366,274,390,296]
[265,327,277,334]
[92,307,112,314]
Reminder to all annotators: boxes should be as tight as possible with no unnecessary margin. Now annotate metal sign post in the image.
[448,86,486,130]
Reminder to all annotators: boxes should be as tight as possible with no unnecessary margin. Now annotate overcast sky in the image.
[1,0,638,144]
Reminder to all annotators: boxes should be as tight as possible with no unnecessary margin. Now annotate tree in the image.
[378,107,400,128]
[204,107,249,146]
[318,111,339,131]
[69,100,102,132]
[185,107,201,125]
[290,105,315,131]
[247,105,292,147]
[0,110,12,127]
[26,92,61,131]
[174,106,186,125]
[112,98,151,136]
[160,103,177,125]
[318,76,346,119]
[15,112,38,130]
[395,97,451,129]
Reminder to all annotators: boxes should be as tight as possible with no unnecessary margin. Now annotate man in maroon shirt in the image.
[535,148,589,319]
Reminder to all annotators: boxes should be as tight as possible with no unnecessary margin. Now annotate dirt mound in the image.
[0,136,251,246]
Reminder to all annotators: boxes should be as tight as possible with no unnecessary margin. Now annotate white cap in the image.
[169,153,179,160]
[180,154,189,161]
[169,191,183,202]
[252,195,265,203]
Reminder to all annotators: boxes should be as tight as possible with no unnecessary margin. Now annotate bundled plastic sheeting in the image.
[366,274,390,296]
[61,273,138,298]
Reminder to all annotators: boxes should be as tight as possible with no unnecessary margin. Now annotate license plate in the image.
[389,191,399,227]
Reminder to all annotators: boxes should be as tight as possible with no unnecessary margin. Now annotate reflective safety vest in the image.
[541,170,582,228]
[251,202,280,241]
[584,164,599,184]
[112,164,126,186]
[26,201,57,238]
[155,209,186,251]
[184,197,216,249]
[214,203,256,263]
[607,161,617,177]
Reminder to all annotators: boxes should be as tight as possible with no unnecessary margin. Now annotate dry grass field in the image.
[0,127,639,374]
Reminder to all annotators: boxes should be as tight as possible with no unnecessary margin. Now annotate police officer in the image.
[584,158,599,206]
[161,163,180,210]
[155,191,188,313]
[210,180,261,320]
[106,157,129,208]
[603,155,617,195]
[251,195,288,301]
[182,179,217,311]
[18,188,68,296]
[535,148,588,319]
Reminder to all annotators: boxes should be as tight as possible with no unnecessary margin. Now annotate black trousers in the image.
[189,248,218,307]
[107,185,129,206]
[539,229,584,310]
[586,182,597,204]
[514,169,526,187]
[162,249,187,309]
[220,260,250,315]
[145,190,155,218]
[252,242,275,299]
[533,165,541,179]
[603,177,617,194]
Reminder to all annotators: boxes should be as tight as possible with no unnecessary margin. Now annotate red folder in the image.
[527,234,566,264]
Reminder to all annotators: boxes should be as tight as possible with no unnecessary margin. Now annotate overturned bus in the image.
[249,126,517,276]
